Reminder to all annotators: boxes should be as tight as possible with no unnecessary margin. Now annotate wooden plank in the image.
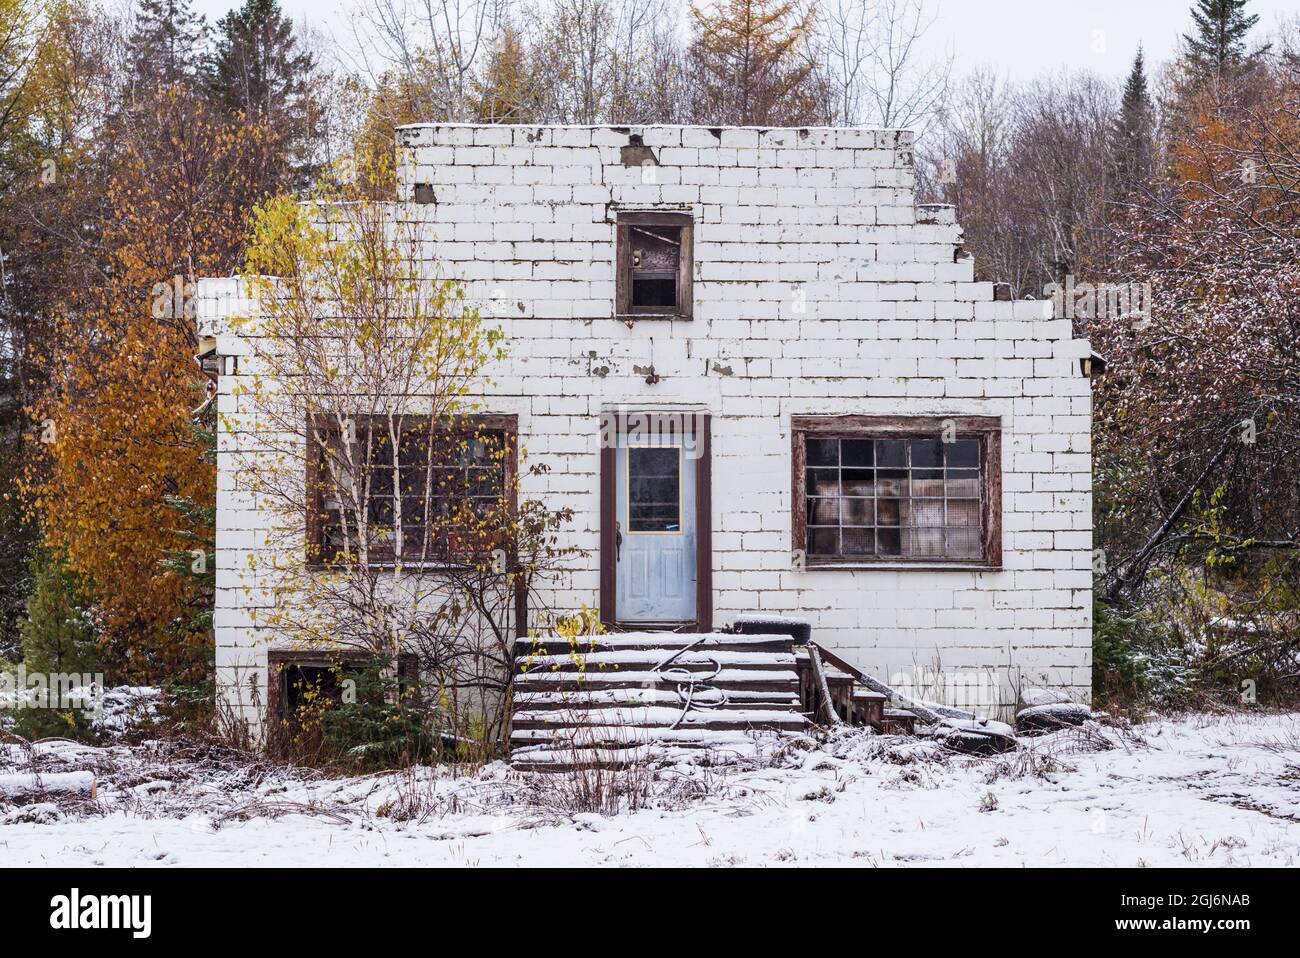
[599,438,617,628]
[790,414,1002,435]
[807,644,844,726]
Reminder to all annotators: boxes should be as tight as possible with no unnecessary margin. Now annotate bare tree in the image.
[818,0,950,129]
[532,0,616,123]
[919,68,1115,295]
[607,0,678,122]
[351,0,502,122]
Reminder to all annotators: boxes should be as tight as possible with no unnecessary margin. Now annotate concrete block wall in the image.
[206,123,1093,728]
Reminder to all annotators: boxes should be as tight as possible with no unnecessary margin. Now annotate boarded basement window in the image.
[267,652,420,720]
[616,211,693,318]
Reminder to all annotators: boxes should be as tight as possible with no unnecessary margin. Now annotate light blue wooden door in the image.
[615,433,696,623]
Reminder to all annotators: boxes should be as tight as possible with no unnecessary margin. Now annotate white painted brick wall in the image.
[204,124,1093,730]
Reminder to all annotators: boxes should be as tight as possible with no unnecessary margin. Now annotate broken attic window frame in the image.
[616,211,693,319]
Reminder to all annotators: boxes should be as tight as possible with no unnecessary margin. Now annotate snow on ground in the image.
[0,711,1297,867]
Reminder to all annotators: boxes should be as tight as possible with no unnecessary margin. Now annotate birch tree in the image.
[235,150,578,744]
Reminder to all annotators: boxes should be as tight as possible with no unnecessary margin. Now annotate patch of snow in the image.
[516,668,796,685]
[1018,703,1092,721]
[0,712,1297,866]
[731,613,810,627]
[0,771,94,798]
[528,632,793,649]
[1021,687,1072,707]
[91,686,161,735]
[520,649,796,668]
[2,802,63,825]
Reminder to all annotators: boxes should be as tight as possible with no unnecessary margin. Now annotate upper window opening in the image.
[631,225,681,309]
[616,212,693,318]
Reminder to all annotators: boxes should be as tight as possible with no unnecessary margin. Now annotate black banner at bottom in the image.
[0,867,1277,944]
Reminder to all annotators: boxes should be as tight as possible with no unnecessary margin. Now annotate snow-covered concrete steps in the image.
[509,632,807,769]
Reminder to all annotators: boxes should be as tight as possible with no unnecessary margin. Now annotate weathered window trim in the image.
[790,415,1002,570]
[615,211,694,319]
[304,412,519,572]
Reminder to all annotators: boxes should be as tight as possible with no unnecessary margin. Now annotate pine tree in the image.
[19,549,100,678]
[1112,48,1154,197]
[206,0,316,185]
[14,548,102,738]
[128,0,206,91]
[1182,0,1268,77]
[206,0,313,121]
[160,394,215,641]
[158,383,216,703]
[687,0,823,126]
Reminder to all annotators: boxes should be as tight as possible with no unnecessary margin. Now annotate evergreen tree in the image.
[19,549,100,677]
[158,385,216,711]
[1112,48,1154,197]
[206,0,316,185]
[127,0,206,91]
[160,392,215,642]
[1182,0,1268,77]
[206,0,313,122]
[14,549,101,739]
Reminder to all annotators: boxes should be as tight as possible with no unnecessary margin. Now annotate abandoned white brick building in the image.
[201,123,1094,733]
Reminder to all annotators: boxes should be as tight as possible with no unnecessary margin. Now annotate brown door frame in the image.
[599,411,712,632]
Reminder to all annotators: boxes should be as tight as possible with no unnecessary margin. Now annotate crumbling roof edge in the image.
[394,121,918,135]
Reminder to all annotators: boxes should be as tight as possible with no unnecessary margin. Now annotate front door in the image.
[614,430,697,624]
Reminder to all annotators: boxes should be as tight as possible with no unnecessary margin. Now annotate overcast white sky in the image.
[190,0,1298,82]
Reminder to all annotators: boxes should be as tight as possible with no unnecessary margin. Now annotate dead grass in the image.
[517,713,657,815]
[375,766,444,823]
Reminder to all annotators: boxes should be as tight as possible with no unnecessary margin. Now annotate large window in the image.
[615,211,693,318]
[791,416,1001,567]
[307,415,515,566]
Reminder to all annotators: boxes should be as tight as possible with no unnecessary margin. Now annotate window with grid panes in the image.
[802,434,986,562]
[310,418,510,566]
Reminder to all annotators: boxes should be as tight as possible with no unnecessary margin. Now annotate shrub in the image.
[320,657,438,768]
[10,550,102,740]
[1093,597,1195,710]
